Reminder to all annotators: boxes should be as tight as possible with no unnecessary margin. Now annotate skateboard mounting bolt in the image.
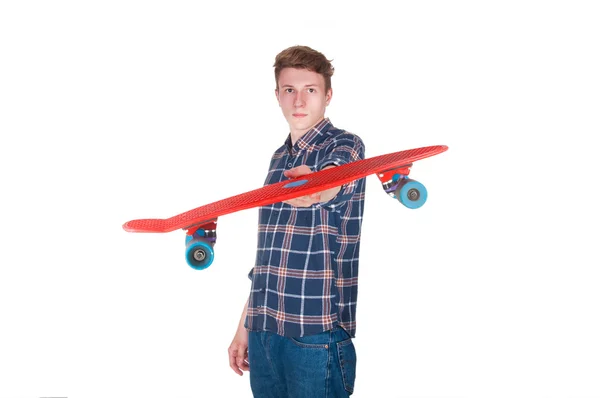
[193,249,206,262]
[407,188,420,201]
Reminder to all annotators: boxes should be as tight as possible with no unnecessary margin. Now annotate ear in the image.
[275,88,281,105]
[325,88,333,106]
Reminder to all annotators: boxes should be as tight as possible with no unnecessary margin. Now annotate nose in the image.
[294,91,305,107]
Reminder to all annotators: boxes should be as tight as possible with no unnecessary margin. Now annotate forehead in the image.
[278,67,325,88]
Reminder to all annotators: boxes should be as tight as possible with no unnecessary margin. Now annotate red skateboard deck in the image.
[123,145,448,269]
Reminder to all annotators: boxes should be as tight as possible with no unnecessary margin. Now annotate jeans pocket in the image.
[288,329,331,349]
[289,336,329,349]
[337,338,356,393]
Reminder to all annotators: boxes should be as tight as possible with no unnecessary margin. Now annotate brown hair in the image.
[273,46,334,92]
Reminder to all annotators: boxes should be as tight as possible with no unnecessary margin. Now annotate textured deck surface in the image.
[123,145,448,233]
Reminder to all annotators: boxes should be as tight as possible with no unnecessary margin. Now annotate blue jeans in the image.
[248,326,356,397]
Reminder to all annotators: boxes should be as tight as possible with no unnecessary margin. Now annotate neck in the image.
[289,117,326,146]
[290,129,308,146]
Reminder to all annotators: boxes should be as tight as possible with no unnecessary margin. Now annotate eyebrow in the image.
[281,84,319,88]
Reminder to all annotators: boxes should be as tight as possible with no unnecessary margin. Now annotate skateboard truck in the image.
[376,163,428,209]
[184,220,217,270]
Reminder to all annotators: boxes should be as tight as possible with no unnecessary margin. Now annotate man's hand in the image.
[228,326,249,376]
[283,165,341,207]
[229,299,250,376]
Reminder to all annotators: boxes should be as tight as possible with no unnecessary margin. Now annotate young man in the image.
[228,45,366,397]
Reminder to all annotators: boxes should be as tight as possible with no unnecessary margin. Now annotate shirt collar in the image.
[285,117,332,155]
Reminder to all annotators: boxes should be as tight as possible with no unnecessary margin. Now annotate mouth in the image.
[292,113,308,118]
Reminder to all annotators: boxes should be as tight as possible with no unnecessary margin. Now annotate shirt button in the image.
[287,163,292,167]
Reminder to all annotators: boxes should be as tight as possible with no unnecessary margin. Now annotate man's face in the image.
[276,67,332,137]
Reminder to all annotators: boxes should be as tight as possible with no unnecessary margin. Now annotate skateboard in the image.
[123,145,448,270]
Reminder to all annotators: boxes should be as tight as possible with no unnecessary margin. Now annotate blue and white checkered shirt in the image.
[245,118,366,338]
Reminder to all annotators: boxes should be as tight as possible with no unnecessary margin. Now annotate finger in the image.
[241,349,250,371]
[228,349,243,376]
[284,170,300,178]
[285,195,320,207]
[229,358,242,375]
[284,198,306,207]
[240,359,250,371]
[236,357,247,370]
[236,348,248,372]
[284,165,311,178]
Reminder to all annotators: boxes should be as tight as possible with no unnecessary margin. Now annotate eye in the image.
[285,88,294,93]
[307,88,316,93]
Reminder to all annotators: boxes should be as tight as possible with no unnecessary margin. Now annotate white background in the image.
[1,1,599,397]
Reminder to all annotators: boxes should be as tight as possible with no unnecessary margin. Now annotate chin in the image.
[293,118,314,128]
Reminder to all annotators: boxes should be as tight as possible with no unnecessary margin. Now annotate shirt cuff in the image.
[315,157,356,211]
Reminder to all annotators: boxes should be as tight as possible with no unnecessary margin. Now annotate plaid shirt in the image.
[245,118,366,338]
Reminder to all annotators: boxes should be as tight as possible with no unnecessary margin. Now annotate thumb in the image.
[284,165,312,178]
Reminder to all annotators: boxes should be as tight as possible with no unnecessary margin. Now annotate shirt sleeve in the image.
[315,133,365,211]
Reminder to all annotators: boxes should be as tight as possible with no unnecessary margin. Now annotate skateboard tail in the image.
[123,219,170,233]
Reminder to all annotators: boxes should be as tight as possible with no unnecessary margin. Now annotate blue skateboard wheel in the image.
[185,238,214,270]
[395,179,428,209]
